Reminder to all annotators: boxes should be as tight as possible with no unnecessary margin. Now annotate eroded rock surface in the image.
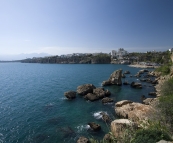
[102,69,122,86]
[77,84,96,96]
[115,100,155,123]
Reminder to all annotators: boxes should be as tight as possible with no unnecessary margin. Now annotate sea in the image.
[0,63,156,143]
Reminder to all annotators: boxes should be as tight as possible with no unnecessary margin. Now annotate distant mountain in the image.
[0,53,51,61]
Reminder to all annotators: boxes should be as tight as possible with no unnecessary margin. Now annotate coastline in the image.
[128,64,159,69]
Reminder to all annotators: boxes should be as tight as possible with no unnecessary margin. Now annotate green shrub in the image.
[131,128,172,143]
[155,65,170,75]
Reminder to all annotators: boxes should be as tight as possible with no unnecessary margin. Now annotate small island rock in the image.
[84,93,99,101]
[64,91,76,99]
[102,97,114,104]
[77,84,96,96]
[102,69,122,86]
[88,122,101,131]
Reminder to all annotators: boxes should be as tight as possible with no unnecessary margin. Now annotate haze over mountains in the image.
[0,53,51,61]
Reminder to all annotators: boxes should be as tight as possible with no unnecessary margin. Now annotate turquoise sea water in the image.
[0,63,156,143]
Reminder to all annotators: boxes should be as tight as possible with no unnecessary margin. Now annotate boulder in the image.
[77,84,96,96]
[102,69,122,86]
[115,100,133,107]
[115,100,155,123]
[88,122,101,131]
[93,88,105,99]
[102,97,114,104]
[111,119,137,138]
[84,93,99,101]
[103,134,112,142]
[64,91,76,99]
[131,82,142,89]
[143,98,154,105]
[148,92,157,96]
[105,89,111,96]
[100,112,111,123]
[77,136,90,143]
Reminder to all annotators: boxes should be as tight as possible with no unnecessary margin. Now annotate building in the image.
[169,48,173,52]
[112,48,128,59]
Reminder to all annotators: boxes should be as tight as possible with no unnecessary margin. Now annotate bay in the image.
[0,63,155,143]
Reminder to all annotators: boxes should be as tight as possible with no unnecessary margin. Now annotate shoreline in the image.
[128,64,160,69]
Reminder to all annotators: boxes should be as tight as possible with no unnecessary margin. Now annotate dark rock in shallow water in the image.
[148,92,157,96]
[77,84,96,96]
[124,71,130,74]
[105,89,111,96]
[77,136,90,143]
[84,93,99,101]
[102,69,122,86]
[64,91,76,99]
[102,97,114,104]
[131,82,142,89]
[100,112,112,123]
[88,122,101,131]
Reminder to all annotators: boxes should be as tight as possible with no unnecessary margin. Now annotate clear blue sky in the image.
[0,0,173,58]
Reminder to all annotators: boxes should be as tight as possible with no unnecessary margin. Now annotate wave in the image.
[76,125,90,133]
[93,111,108,119]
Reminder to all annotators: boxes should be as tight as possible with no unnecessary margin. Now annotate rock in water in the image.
[102,69,122,86]
[93,88,106,99]
[84,93,99,101]
[64,91,76,99]
[102,97,114,104]
[88,122,101,131]
[77,84,96,96]
[131,82,142,89]
[77,136,90,143]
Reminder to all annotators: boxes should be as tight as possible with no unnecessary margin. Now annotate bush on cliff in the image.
[131,128,171,143]
[155,64,171,75]
[157,77,173,133]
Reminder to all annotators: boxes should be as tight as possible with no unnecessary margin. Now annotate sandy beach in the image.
[128,64,160,68]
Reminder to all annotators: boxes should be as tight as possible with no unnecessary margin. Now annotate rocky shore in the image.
[64,66,173,142]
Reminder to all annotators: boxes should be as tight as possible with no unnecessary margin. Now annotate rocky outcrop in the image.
[84,93,99,101]
[102,69,122,86]
[93,88,106,99]
[88,122,101,131]
[111,119,137,138]
[84,88,111,101]
[100,112,111,123]
[77,84,96,96]
[64,91,76,99]
[115,100,155,123]
[77,136,90,143]
[102,97,114,104]
[131,82,142,89]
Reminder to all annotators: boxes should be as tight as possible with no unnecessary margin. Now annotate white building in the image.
[111,50,117,58]
[112,48,128,59]
[169,48,173,52]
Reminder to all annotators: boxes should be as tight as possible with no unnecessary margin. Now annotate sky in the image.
[0,0,173,60]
